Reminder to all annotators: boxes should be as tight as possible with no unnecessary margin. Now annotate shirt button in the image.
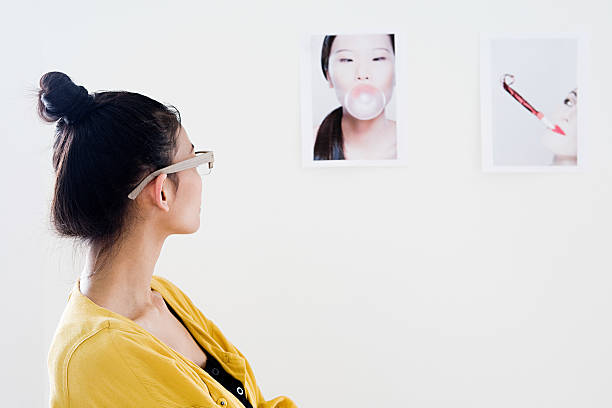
[217,397,227,406]
[212,368,220,376]
[236,387,244,396]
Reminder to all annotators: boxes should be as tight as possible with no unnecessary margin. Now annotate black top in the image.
[200,346,253,408]
[164,300,253,408]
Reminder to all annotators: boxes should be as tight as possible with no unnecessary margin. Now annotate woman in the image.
[39,72,297,408]
[314,33,396,160]
[542,88,578,165]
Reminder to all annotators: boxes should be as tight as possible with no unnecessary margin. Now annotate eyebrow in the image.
[334,47,392,54]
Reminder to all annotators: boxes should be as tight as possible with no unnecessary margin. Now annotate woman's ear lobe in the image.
[326,72,333,88]
[153,174,170,212]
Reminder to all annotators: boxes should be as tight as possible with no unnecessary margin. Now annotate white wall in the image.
[2,0,612,407]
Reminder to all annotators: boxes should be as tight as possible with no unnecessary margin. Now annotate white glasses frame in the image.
[127,151,214,200]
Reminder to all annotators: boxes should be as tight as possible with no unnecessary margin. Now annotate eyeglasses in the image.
[127,151,214,200]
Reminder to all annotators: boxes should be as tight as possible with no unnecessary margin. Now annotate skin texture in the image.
[542,89,577,165]
[78,126,207,368]
[324,34,397,160]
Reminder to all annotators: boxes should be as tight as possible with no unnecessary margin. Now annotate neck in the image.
[341,109,388,147]
[79,223,167,319]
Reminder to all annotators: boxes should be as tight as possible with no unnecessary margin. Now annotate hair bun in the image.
[37,71,96,125]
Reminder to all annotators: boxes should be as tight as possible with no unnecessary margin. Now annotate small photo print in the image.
[300,32,404,167]
[480,33,587,172]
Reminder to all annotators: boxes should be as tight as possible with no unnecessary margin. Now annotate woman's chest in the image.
[136,308,208,369]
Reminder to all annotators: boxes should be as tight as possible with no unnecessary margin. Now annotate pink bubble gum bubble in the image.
[344,84,386,120]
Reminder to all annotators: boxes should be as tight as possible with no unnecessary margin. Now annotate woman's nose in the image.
[356,62,370,80]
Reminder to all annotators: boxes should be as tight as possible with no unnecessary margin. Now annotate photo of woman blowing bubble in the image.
[313,34,397,161]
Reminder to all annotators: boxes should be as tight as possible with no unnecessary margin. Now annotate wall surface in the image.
[2,0,611,407]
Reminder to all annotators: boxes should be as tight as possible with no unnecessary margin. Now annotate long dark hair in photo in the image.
[314,34,395,160]
[37,71,182,271]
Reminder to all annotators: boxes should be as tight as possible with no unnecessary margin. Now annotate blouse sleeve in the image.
[64,324,218,408]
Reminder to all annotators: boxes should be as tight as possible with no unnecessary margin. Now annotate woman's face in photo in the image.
[542,89,577,157]
[326,34,396,115]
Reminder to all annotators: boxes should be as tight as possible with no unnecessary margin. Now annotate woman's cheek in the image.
[372,63,393,83]
[542,106,578,156]
[373,64,395,103]
[330,71,352,105]
[331,64,354,86]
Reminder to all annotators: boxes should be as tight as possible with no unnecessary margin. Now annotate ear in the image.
[150,173,170,212]
[326,71,333,89]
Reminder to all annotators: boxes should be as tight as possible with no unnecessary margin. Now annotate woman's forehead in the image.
[176,127,192,155]
[331,34,392,53]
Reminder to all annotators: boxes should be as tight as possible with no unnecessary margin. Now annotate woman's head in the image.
[37,71,201,261]
[542,88,578,159]
[321,34,396,118]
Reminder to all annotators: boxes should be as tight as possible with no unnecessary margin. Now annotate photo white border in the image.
[480,32,590,173]
[300,29,408,168]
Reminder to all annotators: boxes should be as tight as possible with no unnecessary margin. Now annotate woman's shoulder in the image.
[48,285,139,362]
[48,319,158,406]
[151,274,190,296]
[49,320,214,407]
[49,278,179,376]
[49,316,152,373]
[151,275,198,313]
[151,274,178,293]
[64,323,147,364]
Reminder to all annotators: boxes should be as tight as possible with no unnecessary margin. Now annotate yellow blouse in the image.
[47,275,297,408]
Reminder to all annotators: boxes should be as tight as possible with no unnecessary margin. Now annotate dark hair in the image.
[37,71,182,270]
[314,34,395,160]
